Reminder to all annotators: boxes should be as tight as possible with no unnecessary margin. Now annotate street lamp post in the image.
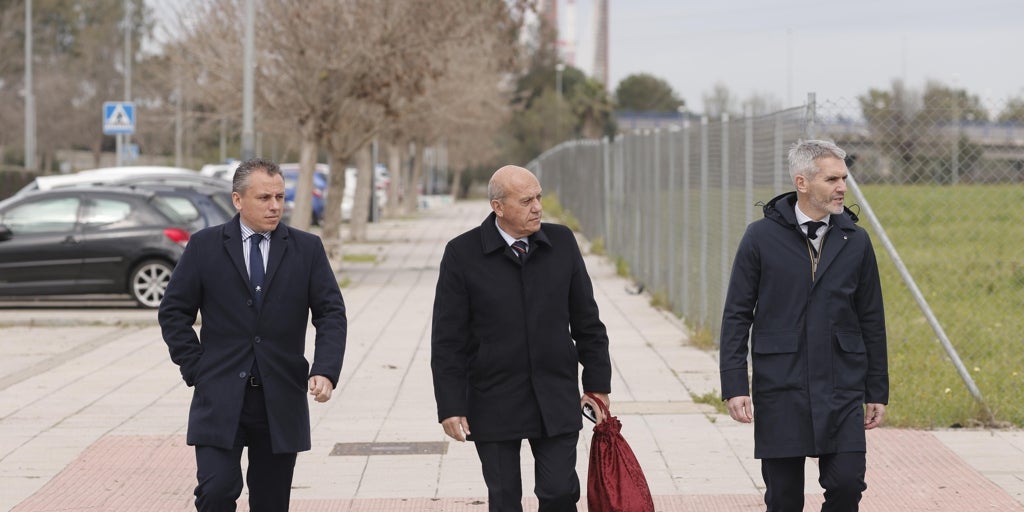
[556,63,565,144]
[241,0,255,160]
[24,0,36,171]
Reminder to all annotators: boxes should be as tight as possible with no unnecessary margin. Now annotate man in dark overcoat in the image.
[720,140,888,512]
[159,158,347,511]
[431,165,612,512]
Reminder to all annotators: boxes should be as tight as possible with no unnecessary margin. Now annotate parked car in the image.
[119,183,234,233]
[199,161,240,182]
[280,163,328,225]
[0,187,191,308]
[17,166,200,196]
[341,165,390,221]
[16,170,235,233]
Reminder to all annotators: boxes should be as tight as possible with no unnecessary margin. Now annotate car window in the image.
[0,197,79,234]
[81,198,137,228]
[212,192,235,216]
[147,196,190,225]
[158,195,202,223]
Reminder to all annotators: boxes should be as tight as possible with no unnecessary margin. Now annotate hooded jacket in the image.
[720,191,888,458]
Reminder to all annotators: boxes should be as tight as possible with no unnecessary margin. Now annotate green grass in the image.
[342,253,379,264]
[856,184,1024,428]
[691,391,729,416]
[541,195,581,232]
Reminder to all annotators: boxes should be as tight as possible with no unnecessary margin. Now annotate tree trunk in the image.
[450,168,463,201]
[401,141,421,216]
[408,140,425,213]
[385,141,402,217]
[290,122,318,231]
[348,144,373,242]
[321,145,350,260]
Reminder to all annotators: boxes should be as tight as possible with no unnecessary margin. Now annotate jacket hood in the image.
[762,191,860,230]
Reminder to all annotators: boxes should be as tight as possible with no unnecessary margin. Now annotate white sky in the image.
[562,0,1024,115]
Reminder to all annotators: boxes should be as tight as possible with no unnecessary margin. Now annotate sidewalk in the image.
[1,198,1021,511]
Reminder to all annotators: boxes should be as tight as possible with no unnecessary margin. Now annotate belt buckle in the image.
[249,376,261,388]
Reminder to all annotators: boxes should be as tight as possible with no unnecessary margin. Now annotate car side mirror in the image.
[0,224,12,242]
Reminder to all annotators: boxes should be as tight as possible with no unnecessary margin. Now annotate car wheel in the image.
[130,259,174,308]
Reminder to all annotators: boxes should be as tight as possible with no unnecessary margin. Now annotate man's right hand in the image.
[726,396,753,423]
[441,416,471,442]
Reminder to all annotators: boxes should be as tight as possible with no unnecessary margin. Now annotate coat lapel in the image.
[264,226,289,293]
[222,216,250,289]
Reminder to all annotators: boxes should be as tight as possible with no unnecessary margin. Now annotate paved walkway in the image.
[1,199,1021,511]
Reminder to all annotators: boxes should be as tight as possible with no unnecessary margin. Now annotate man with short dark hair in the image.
[720,140,888,511]
[160,157,347,511]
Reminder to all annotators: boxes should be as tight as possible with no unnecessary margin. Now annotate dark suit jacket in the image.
[431,212,612,442]
[159,215,346,453]
[720,192,887,458]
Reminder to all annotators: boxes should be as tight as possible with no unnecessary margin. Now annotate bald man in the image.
[431,165,612,512]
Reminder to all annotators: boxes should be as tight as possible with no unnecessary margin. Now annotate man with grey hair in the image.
[431,165,612,512]
[720,140,888,511]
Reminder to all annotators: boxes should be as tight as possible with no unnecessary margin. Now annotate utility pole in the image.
[241,0,255,160]
[24,0,36,171]
[117,0,133,167]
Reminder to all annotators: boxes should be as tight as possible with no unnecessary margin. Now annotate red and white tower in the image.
[592,0,609,87]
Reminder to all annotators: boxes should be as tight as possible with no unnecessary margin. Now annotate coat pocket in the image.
[751,332,802,392]
[834,332,868,391]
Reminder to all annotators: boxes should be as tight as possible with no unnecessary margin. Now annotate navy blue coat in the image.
[159,215,346,453]
[431,213,612,442]
[720,192,888,458]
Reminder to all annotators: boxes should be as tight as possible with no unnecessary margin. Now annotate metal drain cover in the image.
[330,441,448,456]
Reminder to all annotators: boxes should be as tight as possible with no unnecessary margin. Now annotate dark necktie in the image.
[511,240,528,258]
[249,234,266,309]
[804,221,826,241]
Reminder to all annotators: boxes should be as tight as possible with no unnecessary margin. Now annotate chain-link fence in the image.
[529,95,1024,428]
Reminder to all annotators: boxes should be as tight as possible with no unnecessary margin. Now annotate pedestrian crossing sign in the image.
[103,101,136,135]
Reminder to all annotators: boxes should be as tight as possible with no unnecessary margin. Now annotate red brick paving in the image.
[12,429,1024,511]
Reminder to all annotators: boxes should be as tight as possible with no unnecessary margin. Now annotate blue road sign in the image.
[103,102,135,135]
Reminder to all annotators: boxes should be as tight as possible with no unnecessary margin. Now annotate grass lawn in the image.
[857,184,1024,427]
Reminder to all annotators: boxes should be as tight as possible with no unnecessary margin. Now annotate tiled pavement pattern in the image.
[2,198,1022,511]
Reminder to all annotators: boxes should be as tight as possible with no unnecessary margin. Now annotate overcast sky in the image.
[564,0,1024,115]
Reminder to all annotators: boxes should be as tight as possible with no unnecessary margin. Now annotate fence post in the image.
[681,120,691,316]
[667,127,678,315]
[721,114,731,316]
[774,113,785,195]
[745,107,754,224]
[699,116,710,325]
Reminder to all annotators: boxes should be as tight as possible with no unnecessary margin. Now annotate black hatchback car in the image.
[0,187,191,308]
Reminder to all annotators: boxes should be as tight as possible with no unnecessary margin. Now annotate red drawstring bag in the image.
[585,392,655,512]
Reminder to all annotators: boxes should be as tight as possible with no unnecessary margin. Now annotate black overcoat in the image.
[720,192,888,458]
[431,212,612,442]
[159,215,347,453]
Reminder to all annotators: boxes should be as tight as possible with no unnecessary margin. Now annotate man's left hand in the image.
[864,403,886,429]
[309,375,334,403]
[581,393,610,425]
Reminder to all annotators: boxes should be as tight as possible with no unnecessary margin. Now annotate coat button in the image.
[254,336,261,343]
[239,372,247,379]
[247,299,254,307]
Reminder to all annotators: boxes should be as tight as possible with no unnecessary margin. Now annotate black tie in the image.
[249,234,266,309]
[804,221,826,241]
[511,240,528,258]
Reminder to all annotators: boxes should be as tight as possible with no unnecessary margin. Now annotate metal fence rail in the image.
[529,95,1024,428]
